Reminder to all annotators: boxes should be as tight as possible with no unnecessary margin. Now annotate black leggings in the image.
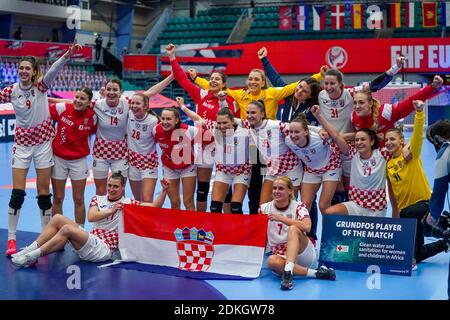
[248,150,266,215]
[400,200,447,262]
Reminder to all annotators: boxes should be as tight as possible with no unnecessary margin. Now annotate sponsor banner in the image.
[0,39,92,61]
[160,37,450,75]
[123,55,158,72]
[319,215,416,276]
[119,205,268,278]
[0,108,16,142]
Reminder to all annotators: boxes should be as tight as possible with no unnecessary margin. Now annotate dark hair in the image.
[248,99,266,118]
[430,119,450,140]
[107,78,122,91]
[210,70,227,89]
[291,77,320,107]
[110,171,125,186]
[325,69,344,91]
[19,56,41,85]
[216,107,235,122]
[290,113,309,131]
[162,107,181,129]
[356,128,378,150]
[133,93,160,120]
[78,87,93,101]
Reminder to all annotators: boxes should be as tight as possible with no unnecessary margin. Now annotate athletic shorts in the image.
[75,233,112,262]
[215,170,251,187]
[52,155,89,180]
[12,141,54,169]
[341,155,352,177]
[265,165,303,187]
[196,143,215,169]
[92,157,129,179]
[163,164,197,180]
[343,201,387,217]
[278,238,318,269]
[128,165,158,181]
[302,167,342,184]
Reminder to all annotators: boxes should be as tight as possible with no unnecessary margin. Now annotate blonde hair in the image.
[273,176,295,200]
[355,90,381,132]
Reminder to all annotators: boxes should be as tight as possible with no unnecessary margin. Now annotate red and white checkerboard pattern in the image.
[349,186,387,211]
[0,85,13,103]
[267,150,300,176]
[305,142,342,174]
[216,162,252,176]
[128,149,158,170]
[93,138,128,160]
[176,240,214,272]
[14,118,55,147]
[271,243,287,256]
[91,228,119,251]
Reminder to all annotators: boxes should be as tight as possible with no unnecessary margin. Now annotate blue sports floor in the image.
[0,133,449,300]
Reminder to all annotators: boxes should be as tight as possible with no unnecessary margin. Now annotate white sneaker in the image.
[11,253,38,268]
[11,247,31,259]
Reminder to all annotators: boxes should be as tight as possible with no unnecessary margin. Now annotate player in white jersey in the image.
[92,75,174,195]
[177,98,251,214]
[313,105,390,217]
[259,176,336,290]
[11,172,169,268]
[236,100,303,206]
[127,93,159,202]
[0,41,81,256]
[285,113,342,220]
[319,57,404,200]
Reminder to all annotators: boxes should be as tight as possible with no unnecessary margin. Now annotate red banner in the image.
[279,6,292,30]
[160,38,450,75]
[123,54,158,72]
[0,39,92,61]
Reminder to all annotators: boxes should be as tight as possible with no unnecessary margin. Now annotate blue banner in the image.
[319,215,416,276]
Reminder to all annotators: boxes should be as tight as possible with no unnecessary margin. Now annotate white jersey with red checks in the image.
[92,97,130,159]
[285,130,342,174]
[318,87,359,134]
[1,82,54,146]
[347,147,390,211]
[260,200,310,256]
[240,119,300,175]
[89,195,139,250]
[127,112,159,170]
[204,119,251,175]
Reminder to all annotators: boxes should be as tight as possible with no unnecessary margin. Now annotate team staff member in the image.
[0,41,81,256]
[260,176,336,291]
[11,172,169,268]
[386,100,449,267]
[49,87,97,227]
[166,44,236,212]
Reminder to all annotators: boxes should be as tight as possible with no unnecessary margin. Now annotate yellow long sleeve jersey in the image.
[195,72,322,120]
[386,111,431,211]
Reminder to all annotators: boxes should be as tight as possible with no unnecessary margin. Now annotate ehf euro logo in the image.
[326,46,348,70]
[174,227,215,272]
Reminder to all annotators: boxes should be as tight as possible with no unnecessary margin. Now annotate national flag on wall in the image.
[279,6,293,30]
[443,2,450,27]
[331,4,345,30]
[388,3,401,28]
[296,5,308,30]
[405,2,418,28]
[312,5,326,30]
[366,4,384,29]
[422,2,438,27]
[351,3,364,29]
[119,205,268,278]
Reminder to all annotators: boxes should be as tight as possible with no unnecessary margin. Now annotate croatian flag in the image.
[312,5,326,31]
[119,205,268,278]
[296,5,308,31]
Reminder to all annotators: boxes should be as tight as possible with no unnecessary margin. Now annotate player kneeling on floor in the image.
[11,172,169,268]
[259,176,336,290]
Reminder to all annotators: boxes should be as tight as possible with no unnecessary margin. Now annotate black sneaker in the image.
[280,270,293,290]
[315,266,336,280]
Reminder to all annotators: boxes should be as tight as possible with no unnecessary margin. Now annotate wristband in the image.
[390,64,401,75]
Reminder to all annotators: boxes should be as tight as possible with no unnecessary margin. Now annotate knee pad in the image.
[224,188,232,203]
[231,202,243,214]
[196,181,210,202]
[37,194,52,211]
[9,189,26,210]
[210,201,223,213]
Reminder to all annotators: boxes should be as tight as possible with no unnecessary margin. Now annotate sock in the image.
[77,224,85,229]
[284,262,295,273]
[306,268,317,278]
[26,241,39,252]
[27,248,42,260]
[40,208,52,230]
[8,207,20,240]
